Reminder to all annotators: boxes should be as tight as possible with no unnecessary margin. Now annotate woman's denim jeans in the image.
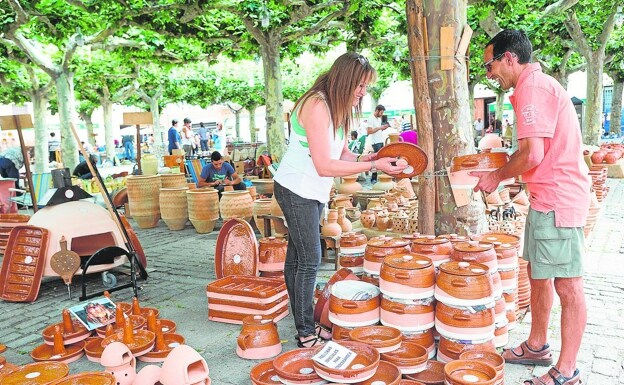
[274,181,324,338]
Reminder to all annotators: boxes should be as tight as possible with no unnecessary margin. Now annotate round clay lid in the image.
[452,241,493,253]
[472,232,520,245]
[401,233,421,241]
[242,314,275,326]
[367,236,410,248]
[384,253,433,270]
[49,372,116,385]
[1,362,70,385]
[377,142,428,178]
[412,235,450,246]
[492,241,515,251]
[215,218,259,279]
[259,236,287,246]
[439,261,490,276]
[340,232,368,247]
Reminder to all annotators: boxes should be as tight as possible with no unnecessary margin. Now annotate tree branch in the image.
[598,6,619,49]
[280,1,350,38]
[479,11,502,38]
[11,31,58,76]
[283,6,350,43]
[541,0,579,17]
[563,11,591,58]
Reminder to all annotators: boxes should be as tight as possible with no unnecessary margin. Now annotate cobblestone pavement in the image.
[1,179,623,384]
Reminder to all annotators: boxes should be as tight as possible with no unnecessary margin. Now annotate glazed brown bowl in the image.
[349,325,403,353]
[250,360,282,385]
[437,336,496,363]
[272,348,325,385]
[312,340,380,383]
[444,359,497,385]
[404,360,445,385]
[380,342,428,374]
[352,360,402,385]
[459,350,504,383]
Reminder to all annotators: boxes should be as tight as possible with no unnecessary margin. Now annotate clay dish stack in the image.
[460,350,505,385]
[402,328,436,360]
[349,325,402,353]
[380,342,428,375]
[328,280,380,328]
[444,359,497,385]
[338,232,368,276]
[312,341,380,383]
[31,325,85,364]
[409,235,453,270]
[0,362,69,385]
[272,347,326,385]
[363,236,411,285]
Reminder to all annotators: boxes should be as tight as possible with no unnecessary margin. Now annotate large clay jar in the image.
[247,185,257,201]
[220,191,253,222]
[258,236,287,272]
[336,206,352,232]
[321,209,342,237]
[142,154,158,176]
[367,197,384,210]
[186,188,219,233]
[251,179,274,197]
[159,187,189,231]
[360,209,376,229]
[160,173,187,188]
[252,198,273,236]
[338,175,363,196]
[126,175,161,228]
[373,174,396,191]
[236,315,281,360]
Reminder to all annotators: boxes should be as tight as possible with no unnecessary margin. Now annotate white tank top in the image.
[274,98,345,203]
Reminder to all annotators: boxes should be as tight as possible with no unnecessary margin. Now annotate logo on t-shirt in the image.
[521,104,538,126]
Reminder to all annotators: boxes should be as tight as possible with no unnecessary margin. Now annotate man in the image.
[473,29,589,385]
[198,151,245,196]
[167,119,181,155]
[48,132,61,163]
[72,155,98,179]
[347,131,363,154]
[366,105,390,183]
[198,122,209,152]
[122,134,134,161]
[0,146,25,188]
[181,117,194,155]
[473,117,484,139]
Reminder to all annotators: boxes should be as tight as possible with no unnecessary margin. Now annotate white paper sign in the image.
[312,341,358,370]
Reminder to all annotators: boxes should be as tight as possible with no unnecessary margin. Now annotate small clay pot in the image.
[349,325,403,353]
[410,236,453,267]
[258,236,287,272]
[360,209,376,229]
[236,315,281,360]
[339,232,368,254]
[364,236,411,275]
[451,241,497,273]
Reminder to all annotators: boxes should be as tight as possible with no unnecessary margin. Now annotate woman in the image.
[273,52,404,348]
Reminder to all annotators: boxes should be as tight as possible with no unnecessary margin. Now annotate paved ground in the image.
[1,177,623,384]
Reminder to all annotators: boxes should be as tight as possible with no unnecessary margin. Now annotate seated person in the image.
[198,151,246,195]
[73,155,98,179]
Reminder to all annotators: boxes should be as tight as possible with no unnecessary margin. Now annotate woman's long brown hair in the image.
[294,52,377,138]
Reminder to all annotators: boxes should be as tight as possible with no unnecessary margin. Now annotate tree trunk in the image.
[584,53,604,145]
[495,89,505,121]
[234,110,241,139]
[102,100,116,162]
[79,111,96,147]
[261,37,286,161]
[149,97,162,146]
[55,72,79,171]
[32,90,48,174]
[611,78,623,136]
[248,105,257,142]
[423,0,486,234]
[406,0,435,235]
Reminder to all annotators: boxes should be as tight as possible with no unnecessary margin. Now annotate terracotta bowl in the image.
[332,324,354,341]
[250,360,282,385]
[30,341,85,364]
[272,348,325,385]
[352,360,401,385]
[404,360,445,385]
[459,350,505,384]
[437,336,496,363]
[380,342,428,374]
[0,362,69,385]
[312,341,380,384]
[444,359,497,385]
[402,329,436,359]
[84,337,106,363]
[349,326,402,353]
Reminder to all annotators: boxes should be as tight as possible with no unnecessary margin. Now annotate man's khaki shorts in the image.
[522,208,584,279]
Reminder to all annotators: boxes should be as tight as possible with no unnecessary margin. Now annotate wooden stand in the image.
[123,112,153,175]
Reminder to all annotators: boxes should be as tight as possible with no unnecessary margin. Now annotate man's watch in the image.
[370,160,377,173]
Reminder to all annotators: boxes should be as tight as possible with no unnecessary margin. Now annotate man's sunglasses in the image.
[484,53,505,72]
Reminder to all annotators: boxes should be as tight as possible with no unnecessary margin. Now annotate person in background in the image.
[197,151,245,195]
[366,104,390,183]
[273,52,403,348]
[399,124,418,145]
[72,154,98,179]
[122,135,134,161]
[48,132,60,162]
[181,118,194,155]
[400,115,412,132]
[198,122,209,152]
[474,117,484,140]
[168,119,181,155]
[213,122,226,154]
[0,146,25,188]
[347,131,363,154]
[473,29,589,385]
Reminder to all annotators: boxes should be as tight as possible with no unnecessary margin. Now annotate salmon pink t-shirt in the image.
[509,63,590,228]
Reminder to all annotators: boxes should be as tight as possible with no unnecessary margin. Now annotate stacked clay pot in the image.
[349,325,403,353]
[186,188,220,233]
[437,335,496,363]
[220,190,253,222]
[381,341,428,375]
[252,198,273,236]
[329,280,380,328]
[363,236,411,285]
[338,232,367,275]
[126,175,162,228]
[403,327,436,359]
[409,235,453,269]
[589,165,608,202]
[312,341,381,383]
[434,261,495,363]
[159,187,189,230]
[258,236,286,279]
